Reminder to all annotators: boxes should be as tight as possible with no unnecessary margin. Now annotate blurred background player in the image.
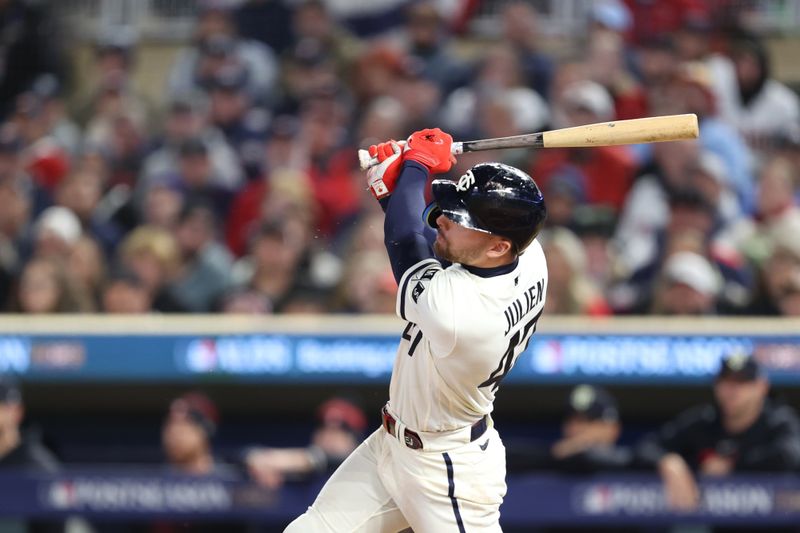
[246,395,367,489]
[636,352,800,511]
[508,384,631,474]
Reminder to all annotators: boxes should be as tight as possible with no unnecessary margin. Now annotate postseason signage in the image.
[0,318,798,384]
[0,471,799,526]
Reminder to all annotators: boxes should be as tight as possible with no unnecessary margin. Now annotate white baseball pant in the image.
[284,425,506,532]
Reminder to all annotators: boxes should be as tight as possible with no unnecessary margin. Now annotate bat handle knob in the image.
[358,149,377,170]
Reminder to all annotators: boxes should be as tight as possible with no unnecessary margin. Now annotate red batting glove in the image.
[366,140,404,200]
[404,128,455,175]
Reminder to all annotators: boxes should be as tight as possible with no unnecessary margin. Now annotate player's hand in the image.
[245,449,287,489]
[366,140,404,200]
[659,453,700,512]
[700,453,733,476]
[404,128,456,175]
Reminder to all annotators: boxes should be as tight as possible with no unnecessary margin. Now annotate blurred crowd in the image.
[0,0,799,316]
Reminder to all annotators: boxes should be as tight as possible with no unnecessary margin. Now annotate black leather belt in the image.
[381,405,488,450]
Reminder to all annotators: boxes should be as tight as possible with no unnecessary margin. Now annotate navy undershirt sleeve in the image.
[383,160,439,282]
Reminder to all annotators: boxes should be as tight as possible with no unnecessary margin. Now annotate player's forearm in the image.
[384,160,436,282]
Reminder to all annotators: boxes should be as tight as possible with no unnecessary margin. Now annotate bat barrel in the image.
[542,114,699,148]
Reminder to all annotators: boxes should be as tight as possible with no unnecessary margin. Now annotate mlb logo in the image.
[405,435,415,447]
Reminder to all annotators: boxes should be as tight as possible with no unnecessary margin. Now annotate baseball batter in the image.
[285,128,548,532]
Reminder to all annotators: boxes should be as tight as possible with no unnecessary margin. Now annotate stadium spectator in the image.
[13,92,71,195]
[117,226,184,312]
[278,38,341,116]
[290,0,362,80]
[140,95,243,202]
[726,38,800,152]
[246,395,367,489]
[206,64,270,180]
[167,0,278,105]
[747,231,800,315]
[441,43,549,142]
[67,236,107,309]
[333,250,396,314]
[229,219,312,313]
[501,1,554,101]
[84,108,150,191]
[539,228,610,316]
[101,269,153,314]
[55,170,123,257]
[74,28,151,128]
[531,80,636,214]
[13,256,93,313]
[668,62,755,209]
[507,384,631,474]
[725,157,800,267]
[28,74,81,157]
[169,203,232,312]
[637,352,800,511]
[614,139,700,274]
[649,250,722,315]
[395,1,468,95]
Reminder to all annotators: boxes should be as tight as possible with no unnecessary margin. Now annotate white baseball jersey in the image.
[389,240,548,432]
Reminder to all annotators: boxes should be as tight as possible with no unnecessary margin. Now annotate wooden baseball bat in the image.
[358,113,699,170]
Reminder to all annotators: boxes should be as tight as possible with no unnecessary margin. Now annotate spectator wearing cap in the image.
[507,384,631,474]
[246,395,367,489]
[140,93,243,200]
[530,80,636,214]
[617,184,753,314]
[207,64,270,180]
[636,352,800,511]
[167,0,278,105]
[650,250,722,315]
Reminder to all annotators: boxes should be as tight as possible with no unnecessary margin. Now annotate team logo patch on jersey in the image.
[411,282,426,302]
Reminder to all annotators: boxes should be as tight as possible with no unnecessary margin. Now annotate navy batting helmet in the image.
[424,162,547,253]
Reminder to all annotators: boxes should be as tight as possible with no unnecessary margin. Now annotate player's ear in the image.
[486,237,513,258]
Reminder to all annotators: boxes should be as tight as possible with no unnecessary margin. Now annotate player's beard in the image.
[433,233,484,266]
